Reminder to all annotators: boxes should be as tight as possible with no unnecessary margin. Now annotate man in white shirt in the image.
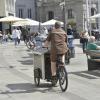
[12,27,21,46]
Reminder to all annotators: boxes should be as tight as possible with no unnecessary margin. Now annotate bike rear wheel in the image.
[58,66,68,92]
[34,69,41,86]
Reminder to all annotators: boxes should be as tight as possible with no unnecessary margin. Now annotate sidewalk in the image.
[0,39,100,100]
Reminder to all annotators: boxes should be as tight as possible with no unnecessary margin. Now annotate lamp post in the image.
[37,0,42,33]
[89,0,92,35]
[85,0,92,35]
[60,0,67,32]
[98,0,100,33]
[86,0,89,32]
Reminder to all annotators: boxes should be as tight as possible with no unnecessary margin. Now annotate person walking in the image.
[67,25,75,58]
[17,28,22,44]
[80,30,89,53]
[44,22,68,85]
[0,31,3,44]
[12,27,20,46]
[20,27,29,42]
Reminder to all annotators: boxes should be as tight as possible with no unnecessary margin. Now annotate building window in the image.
[6,0,15,13]
[11,0,14,11]
[48,11,54,20]
[19,9,23,18]
[68,9,74,19]
[91,8,95,16]
[28,8,32,18]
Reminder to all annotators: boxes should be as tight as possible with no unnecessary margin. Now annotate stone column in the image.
[86,0,89,31]
[98,0,100,33]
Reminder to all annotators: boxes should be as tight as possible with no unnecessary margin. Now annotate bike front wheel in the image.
[58,66,68,92]
[26,41,35,50]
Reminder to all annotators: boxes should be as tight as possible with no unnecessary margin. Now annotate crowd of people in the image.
[0,30,11,44]
[0,26,49,47]
[0,23,100,53]
[4,27,100,50]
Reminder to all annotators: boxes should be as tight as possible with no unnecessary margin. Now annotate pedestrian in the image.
[87,36,100,50]
[17,28,22,44]
[67,25,75,58]
[43,27,48,35]
[80,30,89,53]
[2,33,8,43]
[0,31,3,44]
[12,27,21,46]
[43,22,68,86]
[21,27,29,42]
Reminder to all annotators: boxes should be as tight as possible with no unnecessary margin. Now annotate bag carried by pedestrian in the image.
[80,37,84,43]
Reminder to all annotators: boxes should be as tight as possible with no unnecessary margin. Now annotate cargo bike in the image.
[33,47,68,92]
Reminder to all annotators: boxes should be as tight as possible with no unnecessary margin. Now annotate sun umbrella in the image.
[89,13,100,19]
[0,16,25,23]
[12,18,41,26]
[0,16,25,34]
[42,19,64,26]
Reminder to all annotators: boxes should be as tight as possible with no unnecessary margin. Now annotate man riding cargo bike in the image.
[34,22,68,92]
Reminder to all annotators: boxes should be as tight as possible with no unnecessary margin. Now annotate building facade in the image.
[15,0,36,19]
[0,0,16,17]
[36,0,98,34]
[0,0,16,30]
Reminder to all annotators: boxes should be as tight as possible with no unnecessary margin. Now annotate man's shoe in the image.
[51,76,58,86]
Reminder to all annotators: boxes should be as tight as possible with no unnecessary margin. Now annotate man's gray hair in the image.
[55,21,61,29]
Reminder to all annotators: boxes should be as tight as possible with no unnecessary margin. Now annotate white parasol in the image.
[42,19,64,26]
[89,13,100,19]
[0,16,25,22]
[12,18,41,26]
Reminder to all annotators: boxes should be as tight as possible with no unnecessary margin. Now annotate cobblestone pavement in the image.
[0,40,100,100]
